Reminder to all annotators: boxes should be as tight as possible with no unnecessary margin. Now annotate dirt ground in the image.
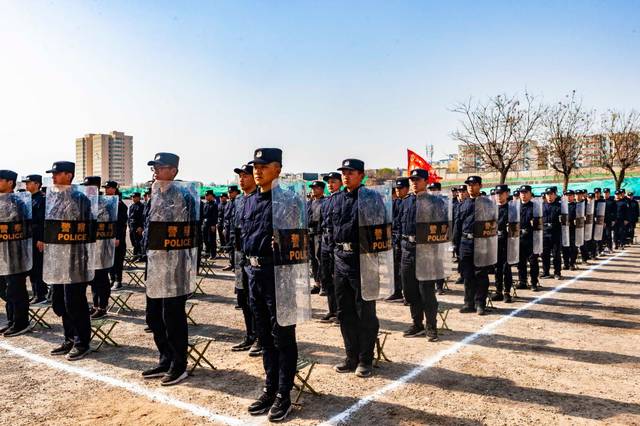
[1,246,639,425]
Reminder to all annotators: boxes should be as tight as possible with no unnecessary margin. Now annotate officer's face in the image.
[229,191,239,199]
[467,182,481,197]
[152,165,177,181]
[238,171,256,192]
[25,181,41,194]
[205,194,213,201]
[410,177,427,193]
[568,194,575,202]
[311,186,324,197]
[52,171,73,185]
[546,192,557,202]
[520,191,532,202]
[497,191,508,203]
[105,187,117,196]
[0,178,13,193]
[395,187,409,198]
[133,195,141,203]
[253,162,281,188]
[341,169,363,190]
[459,191,468,200]
[327,178,341,193]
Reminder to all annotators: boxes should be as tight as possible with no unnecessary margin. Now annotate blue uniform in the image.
[234,190,257,343]
[517,200,539,288]
[542,199,562,276]
[495,202,513,294]
[329,185,379,366]
[29,190,47,301]
[241,188,297,396]
[307,197,325,286]
[319,192,339,316]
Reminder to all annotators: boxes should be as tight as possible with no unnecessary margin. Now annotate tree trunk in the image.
[563,173,570,193]
[499,169,508,185]
[616,167,627,190]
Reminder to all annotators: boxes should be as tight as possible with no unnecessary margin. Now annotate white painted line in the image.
[0,341,252,426]
[322,251,628,425]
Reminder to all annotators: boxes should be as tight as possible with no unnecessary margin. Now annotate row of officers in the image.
[1,152,638,423]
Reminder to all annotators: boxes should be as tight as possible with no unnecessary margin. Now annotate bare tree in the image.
[541,91,593,192]
[599,110,640,190]
[451,92,544,184]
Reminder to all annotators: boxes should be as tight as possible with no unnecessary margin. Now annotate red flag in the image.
[407,149,441,183]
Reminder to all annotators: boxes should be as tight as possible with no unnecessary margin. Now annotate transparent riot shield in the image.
[532,197,544,255]
[0,192,33,275]
[561,197,570,247]
[593,201,606,241]
[415,193,452,281]
[146,181,200,298]
[473,196,498,267]
[507,199,520,265]
[272,178,312,326]
[43,185,97,284]
[95,195,117,270]
[358,184,394,301]
[584,199,594,241]
[575,201,585,247]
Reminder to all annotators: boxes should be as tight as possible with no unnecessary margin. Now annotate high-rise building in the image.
[75,131,133,186]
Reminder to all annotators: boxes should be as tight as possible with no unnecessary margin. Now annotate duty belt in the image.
[462,233,474,240]
[247,256,273,268]
[497,230,505,238]
[544,223,553,229]
[401,235,416,243]
[336,242,354,252]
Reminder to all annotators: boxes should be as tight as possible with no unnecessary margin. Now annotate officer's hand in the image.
[136,227,143,235]
[115,240,120,247]
[624,221,629,225]
[37,241,44,252]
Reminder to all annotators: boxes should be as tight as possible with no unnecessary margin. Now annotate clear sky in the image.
[1,0,638,185]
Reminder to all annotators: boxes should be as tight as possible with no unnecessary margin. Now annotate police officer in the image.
[330,158,379,377]
[626,191,638,244]
[517,185,540,291]
[22,174,48,303]
[201,190,218,258]
[454,176,492,315]
[318,172,342,322]
[388,177,409,302]
[577,190,591,263]
[453,184,469,285]
[242,148,297,422]
[231,164,261,355]
[562,190,578,270]
[105,181,128,290]
[0,170,31,337]
[493,184,513,302]
[307,180,326,294]
[128,192,145,258]
[400,168,439,341]
[593,188,605,256]
[614,189,629,249]
[603,188,616,252]
[223,185,240,272]
[541,187,562,279]
[218,193,228,250]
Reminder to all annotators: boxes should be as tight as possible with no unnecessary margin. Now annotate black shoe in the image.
[437,288,446,295]
[222,265,233,271]
[0,323,13,334]
[142,365,170,378]
[66,346,91,361]
[310,286,321,295]
[540,274,552,279]
[334,359,358,373]
[531,284,540,292]
[144,326,152,333]
[476,306,487,316]
[3,324,30,337]
[402,325,426,338]
[517,283,528,290]
[426,329,439,342]
[231,337,255,352]
[249,341,263,357]
[161,369,188,386]
[491,293,504,301]
[504,293,513,303]
[455,277,464,284]
[355,363,373,378]
[554,274,562,280]
[32,297,47,305]
[319,312,336,323]
[267,393,292,422]
[319,289,327,296]
[110,281,122,291]
[51,341,74,356]
[234,304,242,310]
[91,308,107,319]
[248,389,276,415]
[384,293,403,302]
[459,306,475,313]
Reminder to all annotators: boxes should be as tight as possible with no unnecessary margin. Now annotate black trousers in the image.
[217,224,226,248]
[614,222,627,248]
[392,243,403,296]
[460,254,489,309]
[129,229,143,256]
[51,283,91,348]
[518,243,539,286]
[400,244,437,331]
[237,287,256,341]
[146,294,189,373]
[334,252,379,365]
[320,248,337,315]
[495,242,513,294]
[91,269,111,310]
[1,273,30,329]
[603,225,613,250]
[246,264,297,395]
[110,243,126,283]
[562,244,577,267]
[308,234,321,285]
[203,224,216,257]
[30,249,48,300]
[542,237,562,276]
[628,221,636,244]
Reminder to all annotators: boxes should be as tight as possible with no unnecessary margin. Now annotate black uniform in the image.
[307,197,324,287]
[217,199,227,249]
[627,197,639,244]
[603,196,616,251]
[319,191,339,317]
[330,185,379,366]
[202,199,218,257]
[399,193,438,335]
[542,199,562,276]
[518,200,539,289]
[225,197,237,267]
[30,190,47,301]
[594,197,607,255]
[235,190,257,345]
[128,199,145,257]
[614,198,629,249]
[241,188,297,397]
[563,201,578,268]
[391,197,404,297]
[495,202,513,295]
[109,198,128,284]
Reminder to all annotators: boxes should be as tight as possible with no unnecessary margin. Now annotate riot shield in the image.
[584,199,594,241]
[507,199,520,265]
[561,197,570,247]
[233,194,247,290]
[532,197,544,255]
[43,185,98,284]
[473,196,498,267]
[0,192,33,276]
[358,184,395,301]
[146,181,200,298]
[415,192,452,281]
[593,201,606,241]
[95,195,117,270]
[272,178,311,326]
[575,201,585,247]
